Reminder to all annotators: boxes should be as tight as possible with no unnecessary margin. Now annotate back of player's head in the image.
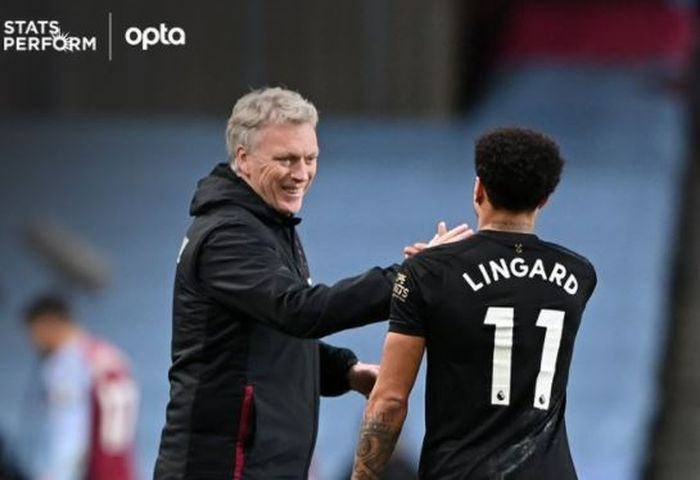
[23,294,72,325]
[475,127,564,212]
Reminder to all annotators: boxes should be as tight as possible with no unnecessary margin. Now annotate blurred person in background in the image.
[154,87,470,479]
[352,128,596,479]
[21,295,138,480]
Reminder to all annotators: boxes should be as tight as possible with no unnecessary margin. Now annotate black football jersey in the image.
[389,230,596,480]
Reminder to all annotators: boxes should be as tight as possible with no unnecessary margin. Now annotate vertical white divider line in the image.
[108,12,112,62]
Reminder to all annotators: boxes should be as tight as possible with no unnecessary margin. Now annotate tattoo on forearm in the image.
[352,412,402,480]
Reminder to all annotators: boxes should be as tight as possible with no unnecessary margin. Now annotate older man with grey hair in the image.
[154,87,469,479]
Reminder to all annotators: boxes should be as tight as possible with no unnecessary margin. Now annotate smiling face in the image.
[235,122,318,216]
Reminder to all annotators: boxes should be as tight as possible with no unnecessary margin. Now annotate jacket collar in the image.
[189,163,302,226]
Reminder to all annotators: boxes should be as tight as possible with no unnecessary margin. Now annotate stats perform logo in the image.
[3,20,97,53]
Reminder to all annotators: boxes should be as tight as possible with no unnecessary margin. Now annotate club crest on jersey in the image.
[393,273,410,302]
[462,257,578,295]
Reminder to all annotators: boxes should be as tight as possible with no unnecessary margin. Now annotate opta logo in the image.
[124,23,185,51]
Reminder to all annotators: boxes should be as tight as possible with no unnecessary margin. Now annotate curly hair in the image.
[475,127,564,212]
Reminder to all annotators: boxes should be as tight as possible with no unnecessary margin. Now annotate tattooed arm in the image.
[353,411,402,479]
[351,332,426,479]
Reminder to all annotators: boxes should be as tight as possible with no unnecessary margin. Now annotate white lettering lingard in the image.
[462,257,579,295]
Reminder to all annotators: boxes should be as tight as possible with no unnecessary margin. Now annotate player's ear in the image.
[474,177,485,205]
[235,145,250,177]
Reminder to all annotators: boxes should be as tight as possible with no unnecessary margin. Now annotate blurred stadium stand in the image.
[0,1,698,479]
[0,0,470,116]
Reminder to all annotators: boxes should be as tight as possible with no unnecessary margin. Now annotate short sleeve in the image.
[388,261,427,337]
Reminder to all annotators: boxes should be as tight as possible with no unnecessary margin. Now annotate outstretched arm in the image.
[351,332,425,479]
[196,222,399,339]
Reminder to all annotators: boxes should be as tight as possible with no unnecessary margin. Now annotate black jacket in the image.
[154,164,398,479]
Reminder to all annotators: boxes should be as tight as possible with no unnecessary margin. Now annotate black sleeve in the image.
[388,260,428,337]
[586,262,598,303]
[196,221,400,338]
[318,341,358,397]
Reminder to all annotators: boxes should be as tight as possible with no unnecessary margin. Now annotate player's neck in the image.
[478,210,536,234]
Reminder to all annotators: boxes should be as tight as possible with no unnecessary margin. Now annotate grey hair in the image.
[226,87,318,169]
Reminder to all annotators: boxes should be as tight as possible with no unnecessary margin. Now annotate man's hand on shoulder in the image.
[404,221,473,258]
[348,362,380,397]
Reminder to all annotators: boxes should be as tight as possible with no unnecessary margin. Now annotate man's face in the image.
[237,122,318,215]
[26,316,59,355]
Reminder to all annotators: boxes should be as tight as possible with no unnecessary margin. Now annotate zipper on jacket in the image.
[288,226,308,279]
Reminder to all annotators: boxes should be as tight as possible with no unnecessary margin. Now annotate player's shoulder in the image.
[408,236,485,269]
[539,239,596,276]
[401,237,485,287]
[84,336,132,378]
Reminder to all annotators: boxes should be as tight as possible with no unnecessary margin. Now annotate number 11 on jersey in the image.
[484,307,565,411]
